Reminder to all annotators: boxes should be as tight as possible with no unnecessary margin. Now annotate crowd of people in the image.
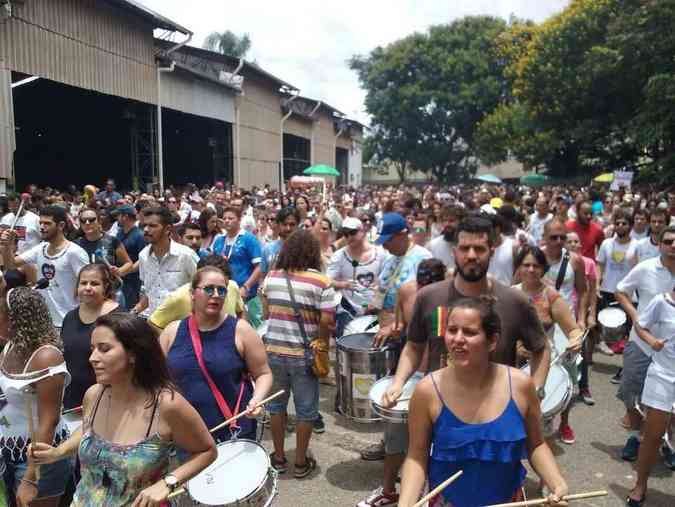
[0,177,672,506]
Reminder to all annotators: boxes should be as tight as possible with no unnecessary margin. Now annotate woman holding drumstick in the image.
[31,313,217,506]
[398,297,568,507]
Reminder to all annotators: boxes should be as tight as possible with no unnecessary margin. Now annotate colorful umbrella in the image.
[519,173,550,187]
[593,172,614,183]
[303,164,340,177]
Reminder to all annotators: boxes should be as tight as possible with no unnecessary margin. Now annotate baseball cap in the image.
[375,213,407,245]
[342,217,362,231]
[112,204,136,216]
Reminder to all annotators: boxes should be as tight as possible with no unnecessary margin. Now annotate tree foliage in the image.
[203,30,252,58]
[351,17,509,184]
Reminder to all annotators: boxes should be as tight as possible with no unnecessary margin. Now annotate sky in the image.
[142,0,570,125]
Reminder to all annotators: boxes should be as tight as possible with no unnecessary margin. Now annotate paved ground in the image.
[255,354,675,507]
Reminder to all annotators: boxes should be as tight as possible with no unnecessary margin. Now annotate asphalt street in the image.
[255,353,675,507]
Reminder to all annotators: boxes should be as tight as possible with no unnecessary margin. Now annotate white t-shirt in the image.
[630,229,649,241]
[597,237,637,293]
[616,256,675,357]
[426,236,455,270]
[528,212,552,245]
[635,236,660,264]
[488,236,516,286]
[327,246,386,315]
[1,211,41,254]
[19,241,89,327]
[638,293,675,376]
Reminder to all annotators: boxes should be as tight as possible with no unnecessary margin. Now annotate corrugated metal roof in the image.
[173,61,241,93]
[103,0,192,35]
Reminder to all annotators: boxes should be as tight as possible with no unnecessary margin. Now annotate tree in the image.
[202,30,252,58]
[350,16,509,184]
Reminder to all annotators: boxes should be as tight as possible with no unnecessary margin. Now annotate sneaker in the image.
[559,424,576,445]
[660,442,675,470]
[610,369,623,385]
[269,452,288,474]
[598,341,615,356]
[294,456,317,479]
[356,487,399,507]
[313,414,325,434]
[360,441,385,461]
[579,388,596,406]
[622,436,640,461]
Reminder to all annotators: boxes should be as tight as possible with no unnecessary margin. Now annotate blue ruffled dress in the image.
[428,367,527,507]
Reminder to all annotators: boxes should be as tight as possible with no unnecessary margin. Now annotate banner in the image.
[610,170,633,190]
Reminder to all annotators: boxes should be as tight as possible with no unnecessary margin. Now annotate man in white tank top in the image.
[487,215,518,286]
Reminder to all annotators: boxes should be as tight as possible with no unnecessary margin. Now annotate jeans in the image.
[267,355,319,422]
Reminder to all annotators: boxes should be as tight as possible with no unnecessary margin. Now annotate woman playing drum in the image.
[31,313,217,507]
[398,297,568,507]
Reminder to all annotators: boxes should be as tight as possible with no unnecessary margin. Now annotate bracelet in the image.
[20,478,38,488]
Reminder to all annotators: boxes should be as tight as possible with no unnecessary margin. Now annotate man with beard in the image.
[565,201,604,260]
[363,215,549,506]
[596,209,638,356]
[426,205,466,270]
[260,207,301,276]
[0,205,89,328]
[131,207,199,318]
[634,208,668,263]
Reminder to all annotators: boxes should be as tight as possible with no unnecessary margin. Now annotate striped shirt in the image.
[262,269,339,359]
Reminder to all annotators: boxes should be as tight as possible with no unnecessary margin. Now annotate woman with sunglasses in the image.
[159,266,272,444]
[76,208,133,279]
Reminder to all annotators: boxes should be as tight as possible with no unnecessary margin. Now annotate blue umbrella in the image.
[475,174,503,184]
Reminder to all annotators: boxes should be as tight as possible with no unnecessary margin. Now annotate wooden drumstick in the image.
[25,395,40,480]
[62,405,83,416]
[9,198,26,232]
[412,470,463,507]
[209,390,285,434]
[485,489,608,507]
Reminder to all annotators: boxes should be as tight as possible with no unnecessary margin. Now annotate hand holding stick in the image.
[412,470,463,507]
[485,489,608,507]
[209,390,285,434]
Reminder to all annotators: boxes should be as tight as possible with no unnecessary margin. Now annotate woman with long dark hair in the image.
[198,208,221,253]
[31,314,217,506]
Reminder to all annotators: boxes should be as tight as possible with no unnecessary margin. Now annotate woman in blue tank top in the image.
[159,266,273,443]
[399,297,568,507]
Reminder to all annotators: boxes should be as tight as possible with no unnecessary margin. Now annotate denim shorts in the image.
[267,354,319,422]
[4,456,74,499]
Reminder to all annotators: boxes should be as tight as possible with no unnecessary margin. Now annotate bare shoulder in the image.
[413,372,436,398]
[508,366,535,394]
[235,317,256,337]
[27,345,64,371]
[159,320,180,348]
[157,388,188,417]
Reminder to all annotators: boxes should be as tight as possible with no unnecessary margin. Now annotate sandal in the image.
[626,494,646,507]
[294,456,316,478]
[269,452,288,474]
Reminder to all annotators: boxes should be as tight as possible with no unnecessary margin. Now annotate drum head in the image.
[521,364,571,417]
[344,315,379,336]
[187,440,269,505]
[369,373,424,413]
[598,308,626,327]
[338,333,382,351]
[62,412,82,435]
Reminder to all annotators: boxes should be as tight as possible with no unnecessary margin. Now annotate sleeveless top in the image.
[514,284,560,339]
[0,343,71,463]
[72,386,172,507]
[168,316,254,442]
[428,367,527,507]
[544,248,575,313]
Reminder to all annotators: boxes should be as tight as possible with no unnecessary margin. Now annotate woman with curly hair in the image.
[260,229,338,479]
[0,287,73,507]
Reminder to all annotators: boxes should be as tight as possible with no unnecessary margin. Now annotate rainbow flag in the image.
[427,306,449,339]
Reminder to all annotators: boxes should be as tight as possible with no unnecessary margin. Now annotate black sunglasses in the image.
[81,217,97,224]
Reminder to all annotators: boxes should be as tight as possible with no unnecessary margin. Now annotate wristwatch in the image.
[535,385,546,401]
[164,474,179,491]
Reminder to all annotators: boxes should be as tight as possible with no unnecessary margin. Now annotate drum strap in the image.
[188,315,245,431]
[555,251,570,291]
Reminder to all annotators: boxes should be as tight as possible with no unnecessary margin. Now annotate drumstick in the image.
[412,470,463,507]
[485,489,608,507]
[62,406,83,416]
[9,199,25,232]
[209,390,285,434]
[25,396,40,480]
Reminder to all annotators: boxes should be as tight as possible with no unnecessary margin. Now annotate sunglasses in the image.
[343,229,359,237]
[662,238,675,246]
[615,221,629,227]
[548,235,566,241]
[197,285,227,298]
[81,217,97,224]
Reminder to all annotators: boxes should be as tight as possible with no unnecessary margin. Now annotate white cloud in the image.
[141,0,569,124]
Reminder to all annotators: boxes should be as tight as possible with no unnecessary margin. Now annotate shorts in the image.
[267,355,319,422]
[641,364,675,413]
[617,341,652,411]
[3,456,73,499]
[384,421,408,455]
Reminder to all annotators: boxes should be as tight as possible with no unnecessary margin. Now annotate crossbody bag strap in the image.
[555,251,570,291]
[188,316,245,431]
[284,272,310,346]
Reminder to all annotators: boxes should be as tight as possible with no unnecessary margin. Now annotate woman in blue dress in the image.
[399,297,568,507]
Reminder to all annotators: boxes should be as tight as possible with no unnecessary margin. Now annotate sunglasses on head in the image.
[197,285,227,298]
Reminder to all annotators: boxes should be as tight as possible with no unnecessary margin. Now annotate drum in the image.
[181,439,277,506]
[337,332,399,423]
[369,373,424,423]
[521,363,573,421]
[343,315,380,336]
[598,307,627,342]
